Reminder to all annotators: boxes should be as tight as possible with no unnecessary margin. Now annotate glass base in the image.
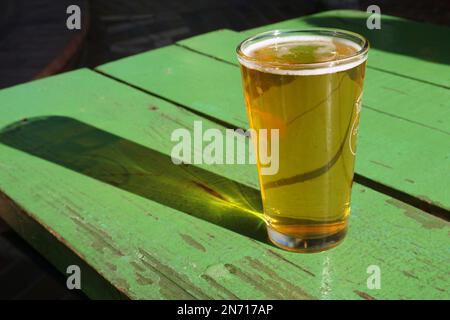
[267,225,347,253]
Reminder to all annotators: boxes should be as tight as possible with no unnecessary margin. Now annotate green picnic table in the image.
[0,10,449,299]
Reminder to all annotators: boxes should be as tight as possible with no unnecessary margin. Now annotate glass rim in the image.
[236,28,369,71]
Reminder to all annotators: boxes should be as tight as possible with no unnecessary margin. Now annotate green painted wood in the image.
[0,193,127,299]
[177,29,246,63]
[0,69,448,299]
[97,44,450,213]
[243,10,450,88]
[98,45,248,128]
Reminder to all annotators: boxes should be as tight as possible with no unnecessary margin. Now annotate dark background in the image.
[0,0,448,299]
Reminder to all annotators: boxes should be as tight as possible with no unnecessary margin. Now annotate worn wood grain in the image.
[0,69,449,299]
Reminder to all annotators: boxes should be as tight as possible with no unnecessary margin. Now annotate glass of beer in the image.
[237,29,368,252]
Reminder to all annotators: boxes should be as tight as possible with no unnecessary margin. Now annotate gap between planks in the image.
[94,69,239,130]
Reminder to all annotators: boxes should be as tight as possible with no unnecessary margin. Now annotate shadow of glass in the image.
[303,15,450,66]
[0,116,268,243]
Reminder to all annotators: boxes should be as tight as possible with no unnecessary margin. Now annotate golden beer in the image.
[237,30,368,252]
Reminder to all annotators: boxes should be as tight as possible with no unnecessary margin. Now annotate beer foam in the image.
[239,35,367,76]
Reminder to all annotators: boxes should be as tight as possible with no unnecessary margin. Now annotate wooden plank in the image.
[177,29,245,64]
[0,193,126,300]
[243,10,450,88]
[0,69,448,299]
[98,45,248,128]
[97,45,450,213]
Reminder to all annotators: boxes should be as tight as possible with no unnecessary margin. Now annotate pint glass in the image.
[237,29,369,252]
